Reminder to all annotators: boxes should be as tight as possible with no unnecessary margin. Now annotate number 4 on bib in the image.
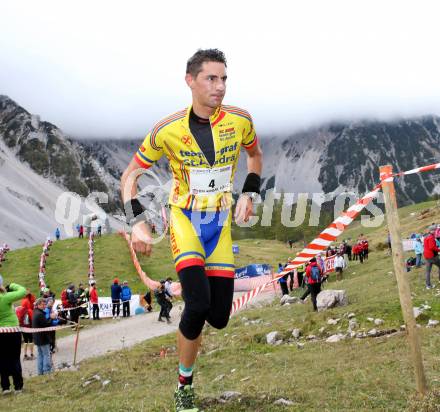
[208,179,215,189]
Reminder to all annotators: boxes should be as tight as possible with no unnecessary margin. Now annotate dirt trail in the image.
[22,292,276,377]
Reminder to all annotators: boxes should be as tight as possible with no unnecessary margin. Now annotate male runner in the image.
[120,49,263,412]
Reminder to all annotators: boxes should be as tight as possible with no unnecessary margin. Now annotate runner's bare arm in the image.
[120,158,153,256]
[235,143,263,223]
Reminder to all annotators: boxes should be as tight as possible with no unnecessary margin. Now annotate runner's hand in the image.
[131,221,153,256]
[234,194,253,224]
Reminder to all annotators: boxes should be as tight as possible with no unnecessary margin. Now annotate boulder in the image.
[317,290,348,311]
[266,331,280,345]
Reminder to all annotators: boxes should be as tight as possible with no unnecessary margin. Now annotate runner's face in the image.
[186,61,227,109]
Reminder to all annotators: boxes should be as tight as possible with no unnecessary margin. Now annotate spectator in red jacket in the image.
[89,281,99,320]
[19,291,35,360]
[304,258,322,311]
[423,225,440,289]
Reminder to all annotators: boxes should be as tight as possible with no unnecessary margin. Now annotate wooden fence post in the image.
[379,164,428,395]
[73,318,81,366]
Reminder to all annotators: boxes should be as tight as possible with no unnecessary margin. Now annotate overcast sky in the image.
[1,1,440,138]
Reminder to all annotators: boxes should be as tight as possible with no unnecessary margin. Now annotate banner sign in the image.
[235,264,271,279]
[55,296,143,318]
[402,239,416,252]
[87,296,141,318]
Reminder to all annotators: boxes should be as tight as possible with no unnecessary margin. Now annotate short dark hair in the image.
[186,49,227,77]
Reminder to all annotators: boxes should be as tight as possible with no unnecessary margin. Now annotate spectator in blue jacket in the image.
[121,281,132,318]
[414,236,424,268]
[43,298,59,353]
[277,263,289,296]
[111,279,122,319]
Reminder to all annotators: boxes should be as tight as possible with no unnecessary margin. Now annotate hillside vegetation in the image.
[2,200,440,411]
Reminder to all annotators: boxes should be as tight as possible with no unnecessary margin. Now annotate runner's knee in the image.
[178,266,211,340]
[179,297,210,340]
[206,311,229,330]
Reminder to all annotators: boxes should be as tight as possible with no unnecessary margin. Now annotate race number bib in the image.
[189,165,232,195]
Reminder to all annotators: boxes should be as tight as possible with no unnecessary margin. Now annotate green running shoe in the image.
[174,385,199,412]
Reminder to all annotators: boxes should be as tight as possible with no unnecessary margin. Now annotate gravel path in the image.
[22,291,276,377]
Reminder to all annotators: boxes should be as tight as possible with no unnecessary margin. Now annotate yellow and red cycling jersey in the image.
[134,104,258,212]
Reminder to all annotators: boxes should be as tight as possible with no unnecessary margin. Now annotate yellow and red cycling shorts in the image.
[169,206,234,278]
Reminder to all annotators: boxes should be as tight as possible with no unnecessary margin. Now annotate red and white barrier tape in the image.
[0,323,77,334]
[121,232,162,292]
[231,160,440,314]
[230,184,382,314]
[122,160,440,315]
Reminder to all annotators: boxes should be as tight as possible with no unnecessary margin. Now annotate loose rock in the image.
[374,319,384,326]
[274,398,295,406]
[348,319,359,330]
[292,328,301,339]
[220,391,242,401]
[326,334,345,343]
[427,319,439,328]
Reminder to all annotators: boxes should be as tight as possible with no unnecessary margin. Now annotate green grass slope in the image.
[3,199,440,411]
[1,234,291,297]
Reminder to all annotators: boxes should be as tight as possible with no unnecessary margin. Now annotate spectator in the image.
[288,239,293,249]
[43,298,59,353]
[154,280,171,323]
[18,290,35,360]
[143,290,153,312]
[277,263,289,296]
[361,239,369,260]
[90,281,100,320]
[334,253,345,281]
[77,283,89,319]
[423,225,440,289]
[0,276,26,394]
[67,284,79,327]
[111,278,122,319]
[414,236,424,268]
[97,225,102,237]
[345,241,352,261]
[304,258,322,311]
[55,228,60,241]
[121,281,132,318]
[79,225,84,239]
[296,263,305,288]
[164,277,174,318]
[32,298,58,375]
[300,263,311,302]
